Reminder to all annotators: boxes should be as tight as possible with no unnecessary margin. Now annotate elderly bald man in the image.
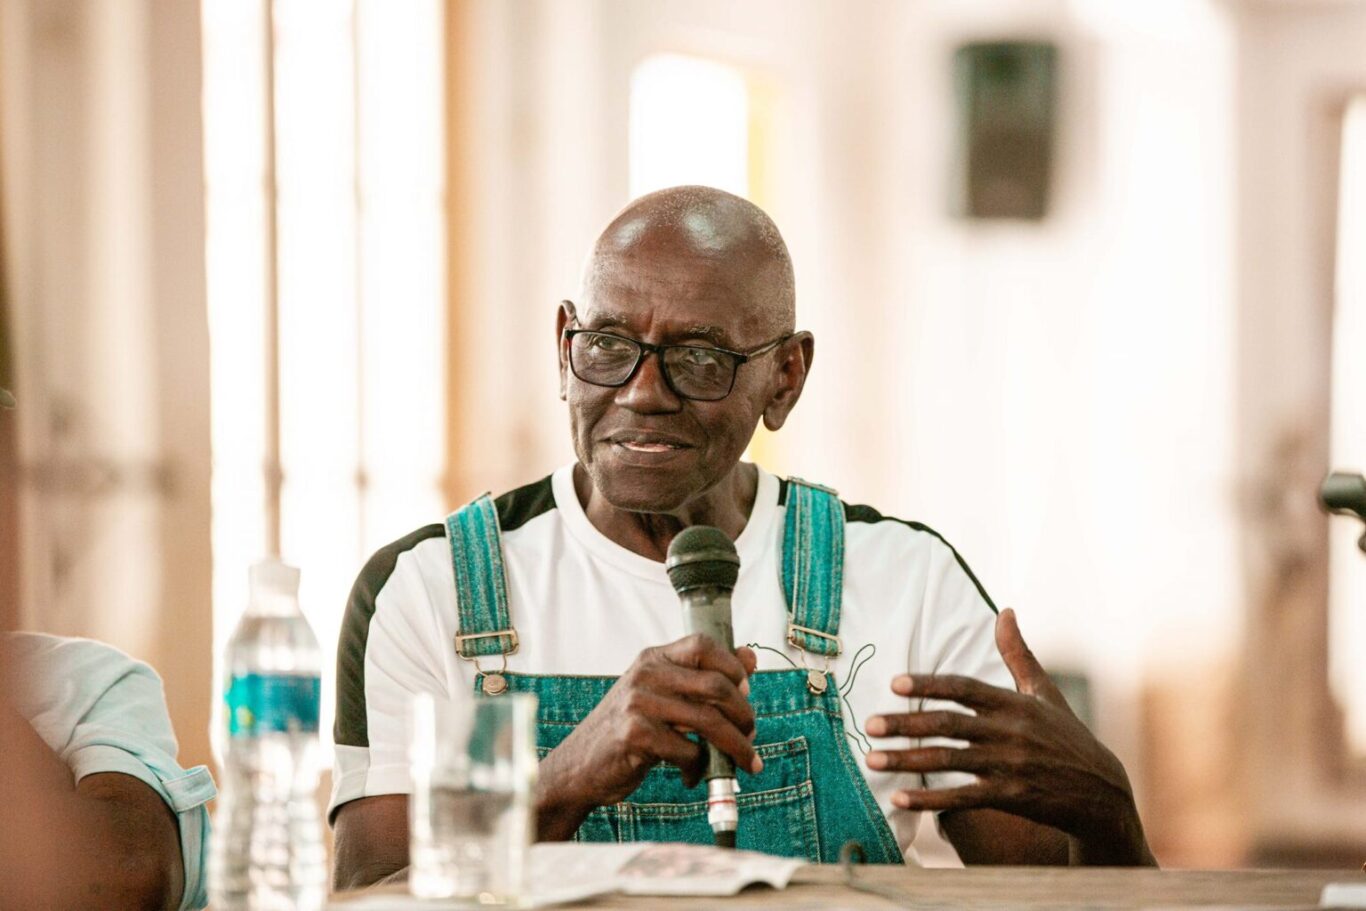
[329,186,1155,887]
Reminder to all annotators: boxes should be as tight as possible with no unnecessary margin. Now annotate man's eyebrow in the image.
[580,314,737,348]
[676,325,735,347]
[581,311,634,330]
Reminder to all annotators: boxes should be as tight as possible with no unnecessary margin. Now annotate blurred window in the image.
[629,54,750,199]
[629,52,787,468]
[1331,95,1366,755]
[201,0,446,759]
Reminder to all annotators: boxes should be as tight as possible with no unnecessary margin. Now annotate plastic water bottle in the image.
[210,560,327,911]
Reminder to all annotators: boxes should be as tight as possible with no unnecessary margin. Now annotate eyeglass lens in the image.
[570,332,737,401]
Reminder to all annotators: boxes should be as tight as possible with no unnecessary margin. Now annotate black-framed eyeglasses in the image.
[563,328,791,402]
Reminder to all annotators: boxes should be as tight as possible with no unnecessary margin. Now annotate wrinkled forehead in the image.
[580,248,776,344]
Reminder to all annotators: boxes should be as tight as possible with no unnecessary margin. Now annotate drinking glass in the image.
[409,691,538,904]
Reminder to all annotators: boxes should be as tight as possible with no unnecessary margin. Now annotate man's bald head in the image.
[582,186,796,337]
[559,186,814,515]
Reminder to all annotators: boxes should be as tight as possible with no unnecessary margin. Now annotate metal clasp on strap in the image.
[788,623,841,694]
[786,622,841,656]
[454,629,519,695]
[454,628,520,656]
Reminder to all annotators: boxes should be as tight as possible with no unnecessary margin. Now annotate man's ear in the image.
[762,331,813,432]
[556,301,576,401]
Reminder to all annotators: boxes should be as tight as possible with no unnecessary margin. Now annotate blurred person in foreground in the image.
[330,187,1156,887]
[0,388,215,911]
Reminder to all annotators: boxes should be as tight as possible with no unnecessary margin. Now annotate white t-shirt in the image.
[4,633,217,910]
[330,464,1010,861]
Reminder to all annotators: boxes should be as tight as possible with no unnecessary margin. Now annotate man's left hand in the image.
[865,608,1157,866]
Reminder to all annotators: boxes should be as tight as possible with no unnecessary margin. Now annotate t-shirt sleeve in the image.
[38,642,216,911]
[911,533,1012,794]
[330,529,448,822]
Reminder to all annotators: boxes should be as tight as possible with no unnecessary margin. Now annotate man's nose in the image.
[614,350,682,413]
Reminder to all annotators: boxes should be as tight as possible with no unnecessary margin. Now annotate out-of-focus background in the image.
[1,0,1364,869]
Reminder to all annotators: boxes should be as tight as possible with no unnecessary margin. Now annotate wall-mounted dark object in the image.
[952,41,1058,220]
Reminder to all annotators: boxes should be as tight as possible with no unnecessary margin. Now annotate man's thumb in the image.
[996,608,1061,703]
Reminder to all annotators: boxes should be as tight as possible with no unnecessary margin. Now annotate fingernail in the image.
[866,716,886,736]
[866,751,887,770]
[892,675,913,695]
[740,677,751,697]
[892,791,911,809]
[750,756,764,774]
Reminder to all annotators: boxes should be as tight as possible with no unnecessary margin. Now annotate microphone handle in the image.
[680,585,740,845]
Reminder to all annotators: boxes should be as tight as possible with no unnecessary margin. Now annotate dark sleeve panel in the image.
[844,502,1000,615]
[493,475,556,532]
[334,523,445,748]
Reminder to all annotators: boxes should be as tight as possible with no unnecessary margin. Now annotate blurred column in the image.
[0,0,213,772]
[443,0,608,505]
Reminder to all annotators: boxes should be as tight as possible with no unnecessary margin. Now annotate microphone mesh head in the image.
[666,526,740,592]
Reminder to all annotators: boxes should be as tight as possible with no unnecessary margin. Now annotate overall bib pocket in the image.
[536,736,822,862]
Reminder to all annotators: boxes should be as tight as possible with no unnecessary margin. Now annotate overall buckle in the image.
[454,628,520,655]
[786,622,841,656]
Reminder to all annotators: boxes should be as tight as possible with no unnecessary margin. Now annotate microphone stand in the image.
[1321,470,1366,554]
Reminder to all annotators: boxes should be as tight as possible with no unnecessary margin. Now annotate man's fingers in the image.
[995,608,1068,707]
[664,634,750,687]
[642,690,762,775]
[865,709,997,742]
[865,745,996,775]
[659,665,756,735]
[648,722,708,785]
[995,608,1044,696]
[891,783,994,812]
[675,702,762,775]
[736,645,758,676]
[894,673,1018,711]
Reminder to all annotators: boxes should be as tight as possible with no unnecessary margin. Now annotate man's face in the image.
[561,244,781,513]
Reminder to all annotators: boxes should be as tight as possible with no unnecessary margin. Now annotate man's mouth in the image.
[620,441,684,453]
[606,433,694,454]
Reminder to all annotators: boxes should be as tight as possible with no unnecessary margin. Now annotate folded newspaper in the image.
[330,842,805,909]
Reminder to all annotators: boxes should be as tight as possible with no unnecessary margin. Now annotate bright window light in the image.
[272,0,362,760]
[202,0,445,761]
[1330,96,1366,755]
[202,0,271,760]
[629,54,749,198]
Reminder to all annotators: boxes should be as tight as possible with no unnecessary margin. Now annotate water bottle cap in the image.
[249,559,301,597]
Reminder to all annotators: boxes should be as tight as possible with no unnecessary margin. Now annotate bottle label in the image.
[226,672,321,736]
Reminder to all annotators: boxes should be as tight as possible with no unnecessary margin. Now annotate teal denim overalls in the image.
[443,478,903,863]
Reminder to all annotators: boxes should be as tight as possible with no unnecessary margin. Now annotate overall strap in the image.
[781,477,844,659]
[445,494,520,662]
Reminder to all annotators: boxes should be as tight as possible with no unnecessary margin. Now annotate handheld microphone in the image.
[665,525,742,849]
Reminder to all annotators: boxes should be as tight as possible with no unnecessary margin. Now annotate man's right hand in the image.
[535,634,760,841]
[334,634,759,889]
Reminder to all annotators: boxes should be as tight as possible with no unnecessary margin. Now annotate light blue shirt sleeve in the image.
[7,633,217,911]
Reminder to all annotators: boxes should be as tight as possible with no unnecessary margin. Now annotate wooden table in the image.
[341,866,1357,909]
[590,867,1349,909]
